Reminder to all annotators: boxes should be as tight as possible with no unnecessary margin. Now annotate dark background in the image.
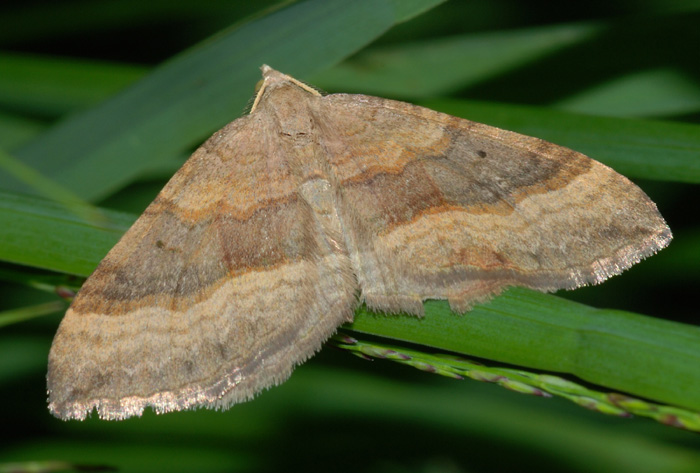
[1,1,699,472]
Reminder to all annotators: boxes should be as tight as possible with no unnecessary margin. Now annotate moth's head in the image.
[250,65,322,115]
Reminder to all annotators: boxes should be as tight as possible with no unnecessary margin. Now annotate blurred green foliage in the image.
[1,1,699,472]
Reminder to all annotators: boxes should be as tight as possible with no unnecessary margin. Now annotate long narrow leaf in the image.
[312,22,604,98]
[0,0,445,201]
[0,53,147,117]
[349,289,700,411]
[0,191,131,276]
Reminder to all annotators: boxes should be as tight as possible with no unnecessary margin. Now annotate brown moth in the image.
[47,65,671,420]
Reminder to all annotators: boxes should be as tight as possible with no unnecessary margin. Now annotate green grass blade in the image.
[2,2,698,469]
[348,290,700,411]
[0,0,445,202]
[4,363,699,471]
[0,149,98,219]
[0,191,132,276]
[554,68,700,118]
[332,333,700,430]
[0,112,44,150]
[0,301,65,329]
[314,12,700,120]
[312,21,604,98]
[0,53,147,117]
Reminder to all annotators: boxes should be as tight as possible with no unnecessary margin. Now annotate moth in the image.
[47,65,671,420]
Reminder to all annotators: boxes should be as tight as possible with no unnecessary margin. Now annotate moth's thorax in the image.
[256,82,320,142]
